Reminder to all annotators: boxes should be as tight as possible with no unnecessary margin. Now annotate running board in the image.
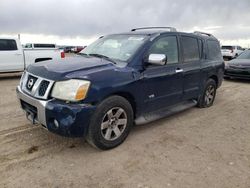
[135,100,197,125]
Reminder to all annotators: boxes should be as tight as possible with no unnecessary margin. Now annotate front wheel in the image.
[197,79,217,108]
[86,96,133,150]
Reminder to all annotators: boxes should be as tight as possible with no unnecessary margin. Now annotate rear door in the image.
[0,39,24,72]
[180,35,201,100]
[142,35,183,112]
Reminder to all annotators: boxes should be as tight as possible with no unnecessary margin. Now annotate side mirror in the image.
[148,54,167,66]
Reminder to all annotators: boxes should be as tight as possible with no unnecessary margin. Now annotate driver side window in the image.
[148,36,179,64]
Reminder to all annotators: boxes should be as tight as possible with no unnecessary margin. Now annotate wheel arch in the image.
[102,92,137,118]
[209,75,218,88]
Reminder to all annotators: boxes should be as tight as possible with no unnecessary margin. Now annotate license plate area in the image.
[20,100,38,124]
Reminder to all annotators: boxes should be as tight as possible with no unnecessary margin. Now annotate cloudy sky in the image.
[1,0,250,47]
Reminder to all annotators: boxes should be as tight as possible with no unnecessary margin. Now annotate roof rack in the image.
[194,31,213,37]
[131,27,177,32]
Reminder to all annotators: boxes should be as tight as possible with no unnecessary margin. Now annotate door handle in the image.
[15,53,22,56]
[175,68,183,73]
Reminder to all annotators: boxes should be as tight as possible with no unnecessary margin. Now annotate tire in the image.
[86,96,133,150]
[197,79,217,108]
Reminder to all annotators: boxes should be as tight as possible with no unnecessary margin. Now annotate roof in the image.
[114,27,217,40]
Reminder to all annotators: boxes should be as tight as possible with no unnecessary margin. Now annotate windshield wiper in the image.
[78,53,88,56]
[88,53,117,64]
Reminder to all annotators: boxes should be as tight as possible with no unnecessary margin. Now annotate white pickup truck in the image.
[0,38,65,73]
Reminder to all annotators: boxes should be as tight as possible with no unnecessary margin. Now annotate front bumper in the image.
[224,68,250,80]
[16,86,96,137]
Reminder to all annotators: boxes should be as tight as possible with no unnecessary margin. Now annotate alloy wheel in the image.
[101,107,128,141]
[204,85,215,105]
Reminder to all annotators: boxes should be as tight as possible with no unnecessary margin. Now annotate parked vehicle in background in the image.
[16,27,224,150]
[24,43,56,49]
[72,46,86,53]
[224,49,250,80]
[0,38,65,73]
[63,46,74,53]
[221,45,244,60]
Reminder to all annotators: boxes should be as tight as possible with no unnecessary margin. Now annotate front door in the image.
[142,35,183,112]
[0,39,23,72]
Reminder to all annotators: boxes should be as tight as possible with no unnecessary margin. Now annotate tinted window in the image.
[207,40,223,60]
[181,36,199,62]
[34,44,56,48]
[24,43,32,48]
[148,36,178,64]
[0,39,17,51]
[221,46,233,50]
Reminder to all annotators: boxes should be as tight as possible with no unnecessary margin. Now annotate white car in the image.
[221,45,244,60]
[0,38,65,73]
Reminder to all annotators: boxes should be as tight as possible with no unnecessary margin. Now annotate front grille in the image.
[26,75,38,91]
[38,80,50,96]
[21,72,54,100]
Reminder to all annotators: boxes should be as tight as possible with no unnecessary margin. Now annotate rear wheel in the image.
[197,79,217,108]
[86,96,133,150]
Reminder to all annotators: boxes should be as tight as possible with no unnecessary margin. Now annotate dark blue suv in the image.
[16,27,224,150]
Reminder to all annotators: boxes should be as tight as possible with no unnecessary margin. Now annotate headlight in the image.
[51,79,90,102]
[20,71,26,87]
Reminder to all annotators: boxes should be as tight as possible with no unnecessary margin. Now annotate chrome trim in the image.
[175,69,183,73]
[16,85,48,127]
[21,71,54,100]
[148,54,166,65]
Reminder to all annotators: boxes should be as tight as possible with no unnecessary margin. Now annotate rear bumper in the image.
[16,86,96,137]
[222,52,234,58]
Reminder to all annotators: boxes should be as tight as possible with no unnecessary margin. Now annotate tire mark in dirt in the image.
[0,126,83,169]
[0,125,38,136]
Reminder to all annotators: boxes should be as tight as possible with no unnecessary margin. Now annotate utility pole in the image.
[18,34,20,40]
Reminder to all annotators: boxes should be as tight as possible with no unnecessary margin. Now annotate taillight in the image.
[61,52,65,58]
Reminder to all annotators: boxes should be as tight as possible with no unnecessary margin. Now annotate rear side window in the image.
[221,46,233,50]
[0,39,18,51]
[207,40,223,60]
[181,36,200,62]
[24,43,32,48]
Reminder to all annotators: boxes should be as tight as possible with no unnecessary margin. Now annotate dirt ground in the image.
[0,75,250,188]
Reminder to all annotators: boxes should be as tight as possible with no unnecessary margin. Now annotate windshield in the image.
[221,46,233,50]
[80,34,148,62]
[237,50,250,59]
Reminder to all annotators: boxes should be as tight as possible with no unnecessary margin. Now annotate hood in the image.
[26,56,116,80]
[228,59,250,67]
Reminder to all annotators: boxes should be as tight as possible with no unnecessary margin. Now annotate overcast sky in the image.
[1,0,250,47]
